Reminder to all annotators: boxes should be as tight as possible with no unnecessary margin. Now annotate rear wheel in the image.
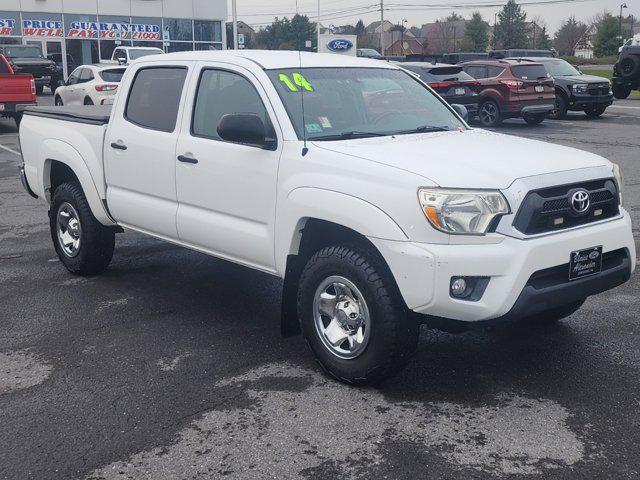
[12,113,23,129]
[49,182,115,276]
[585,105,607,117]
[523,113,545,125]
[298,245,418,385]
[54,96,63,106]
[478,99,502,127]
[548,93,568,120]
[612,84,632,100]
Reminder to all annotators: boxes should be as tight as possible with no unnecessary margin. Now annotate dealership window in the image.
[65,39,99,68]
[64,14,98,39]
[164,18,193,42]
[99,16,132,61]
[166,42,193,53]
[194,20,222,43]
[21,12,64,37]
[129,17,162,43]
[194,43,222,51]
[0,11,21,39]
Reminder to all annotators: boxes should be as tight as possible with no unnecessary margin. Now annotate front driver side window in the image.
[192,69,271,144]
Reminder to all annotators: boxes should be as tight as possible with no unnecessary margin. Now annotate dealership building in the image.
[0,0,227,78]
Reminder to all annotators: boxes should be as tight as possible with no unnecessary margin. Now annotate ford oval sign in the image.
[327,39,353,52]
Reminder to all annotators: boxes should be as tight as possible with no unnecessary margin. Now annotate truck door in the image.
[174,63,282,271]
[104,63,191,239]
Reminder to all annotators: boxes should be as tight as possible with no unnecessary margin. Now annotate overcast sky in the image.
[228,0,637,36]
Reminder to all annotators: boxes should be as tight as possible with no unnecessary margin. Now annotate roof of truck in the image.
[134,50,397,70]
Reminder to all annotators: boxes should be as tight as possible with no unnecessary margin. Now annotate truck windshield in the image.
[267,67,465,140]
[128,49,163,60]
[2,46,43,58]
[539,59,581,77]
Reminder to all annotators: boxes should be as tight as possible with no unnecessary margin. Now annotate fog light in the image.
[450,277,467,297]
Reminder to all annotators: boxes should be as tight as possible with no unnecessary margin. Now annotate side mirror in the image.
[217,113,276,149]
[116,56,127,65]
[451,104,468,122]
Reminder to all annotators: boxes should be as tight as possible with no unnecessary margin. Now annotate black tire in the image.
[297,245,418,385]
[49,182,115,276]
[548,93,568,120]
[619,55,640,79]
[612,84,632,100]
[478,99,502,127]
[585,105,607,117]
[54,96,63,106]
[84,97,94,105]
[523,113,545,125]
[35,84,44,95]
[13,113,22,129]
[525,300,586,326]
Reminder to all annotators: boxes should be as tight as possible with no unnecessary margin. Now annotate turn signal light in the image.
[30,78,36,96]
[500,80,524,90]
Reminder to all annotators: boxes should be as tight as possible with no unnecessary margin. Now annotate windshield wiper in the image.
[392,125,450,135]
[308,131,387,141]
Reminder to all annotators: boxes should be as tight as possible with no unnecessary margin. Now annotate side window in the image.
[125,67,188,132]
[465,65,487,79]
[0,57,9,74]
[67,68,81,85]
[79,68,93,83]
[486,66,505,78]
[192,69,271,144]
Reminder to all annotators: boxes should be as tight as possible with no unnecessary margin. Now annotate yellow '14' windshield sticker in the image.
[278,73,314,92]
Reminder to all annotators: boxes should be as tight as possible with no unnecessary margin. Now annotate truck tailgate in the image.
[0,73,35,104]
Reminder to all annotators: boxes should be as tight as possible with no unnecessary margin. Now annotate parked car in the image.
[511,57,613,119]
[0,54,36,126]
[0,44,61,94]
[490,49,557,59]
[19,51,635,385]
[612,44,640,99]
[461,59,555,126]
[357,48,382,59]
[54,65,126,106]
[108,46,164,65]
[399,62,480,116]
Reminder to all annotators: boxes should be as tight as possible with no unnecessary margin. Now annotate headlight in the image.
[573,84,588,94]
[418,188,510,235]
[613,163,624,206]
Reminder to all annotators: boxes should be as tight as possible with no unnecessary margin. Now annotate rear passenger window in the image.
[126,67,188,132]
[192,69,270,142]
[486,66,505,78]
[464,65,486,79]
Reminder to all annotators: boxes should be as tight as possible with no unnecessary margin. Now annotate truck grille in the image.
[587,83,611,96]
[513,178,619,235]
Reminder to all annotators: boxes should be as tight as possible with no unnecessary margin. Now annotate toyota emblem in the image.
[571,190,590,214]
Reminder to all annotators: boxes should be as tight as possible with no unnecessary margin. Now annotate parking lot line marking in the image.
[609,105,640,110]
[0,143,21,156]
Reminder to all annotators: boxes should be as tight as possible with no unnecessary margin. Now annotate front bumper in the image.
[370,211,635,322]
[19,164,38,199]
[569,93,614,110]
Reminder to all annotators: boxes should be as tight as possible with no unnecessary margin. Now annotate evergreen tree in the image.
[495,0,528,49]
[553,17,588,56]
[464,12,489,52]
[537,26,551,50]
[593,13,629,57]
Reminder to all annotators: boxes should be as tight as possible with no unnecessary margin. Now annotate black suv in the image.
[0,44,61,95]
[513,57,613,119]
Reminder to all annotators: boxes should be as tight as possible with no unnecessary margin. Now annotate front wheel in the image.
[523,113,546,125]
[585,105,607,117]
[297,245,418,385]
[49,182,115,276]
[478,99,502,127]
[548,93,568,120]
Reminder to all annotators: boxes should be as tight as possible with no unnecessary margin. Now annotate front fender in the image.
[41,139,115,226]
[275,187,408,275]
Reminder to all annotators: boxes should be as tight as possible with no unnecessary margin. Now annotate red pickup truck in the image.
[0,54,36,127]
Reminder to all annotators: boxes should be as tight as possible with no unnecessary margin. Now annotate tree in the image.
[553,17,588,56]
[253,15,316,51]
[354,19,366,36]
[537,26,551,50]
[446,12,463,22]
[495,0,528,49]
[463,12,489,52]
[593,12,629,57]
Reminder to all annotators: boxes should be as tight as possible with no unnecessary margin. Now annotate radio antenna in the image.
[295,0,309,156]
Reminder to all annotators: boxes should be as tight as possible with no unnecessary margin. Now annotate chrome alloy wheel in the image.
[480,102,497,125]
[56,202,82,258]
[313,275,371,359]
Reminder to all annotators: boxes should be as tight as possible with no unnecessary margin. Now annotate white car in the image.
[54,65,126,106]
[110,46,164,65]
[19,51,635,385]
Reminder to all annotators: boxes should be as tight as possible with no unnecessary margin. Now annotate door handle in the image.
[110,142,127,151]
[177,154,198,164]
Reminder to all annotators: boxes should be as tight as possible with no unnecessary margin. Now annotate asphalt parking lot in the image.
[1,95,639,480]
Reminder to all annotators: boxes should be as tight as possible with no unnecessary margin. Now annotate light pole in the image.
[317,0,321,51]
[493,12,498,49]
[232,0,238,50]
[619,3,628,45]
[401,19,407,55]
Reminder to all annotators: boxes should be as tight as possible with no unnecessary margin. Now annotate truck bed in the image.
[23,105,111,125]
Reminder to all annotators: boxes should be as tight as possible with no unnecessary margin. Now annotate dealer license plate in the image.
[535,85,544,93]
[569,246,602,281]
[455,88,465,95]
[0,104,4,111]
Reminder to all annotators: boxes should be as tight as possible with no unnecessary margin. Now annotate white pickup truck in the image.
[19,51,635,384]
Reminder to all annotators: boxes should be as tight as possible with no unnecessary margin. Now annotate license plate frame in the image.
[455,88,465,95]
[569,246,603,281]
